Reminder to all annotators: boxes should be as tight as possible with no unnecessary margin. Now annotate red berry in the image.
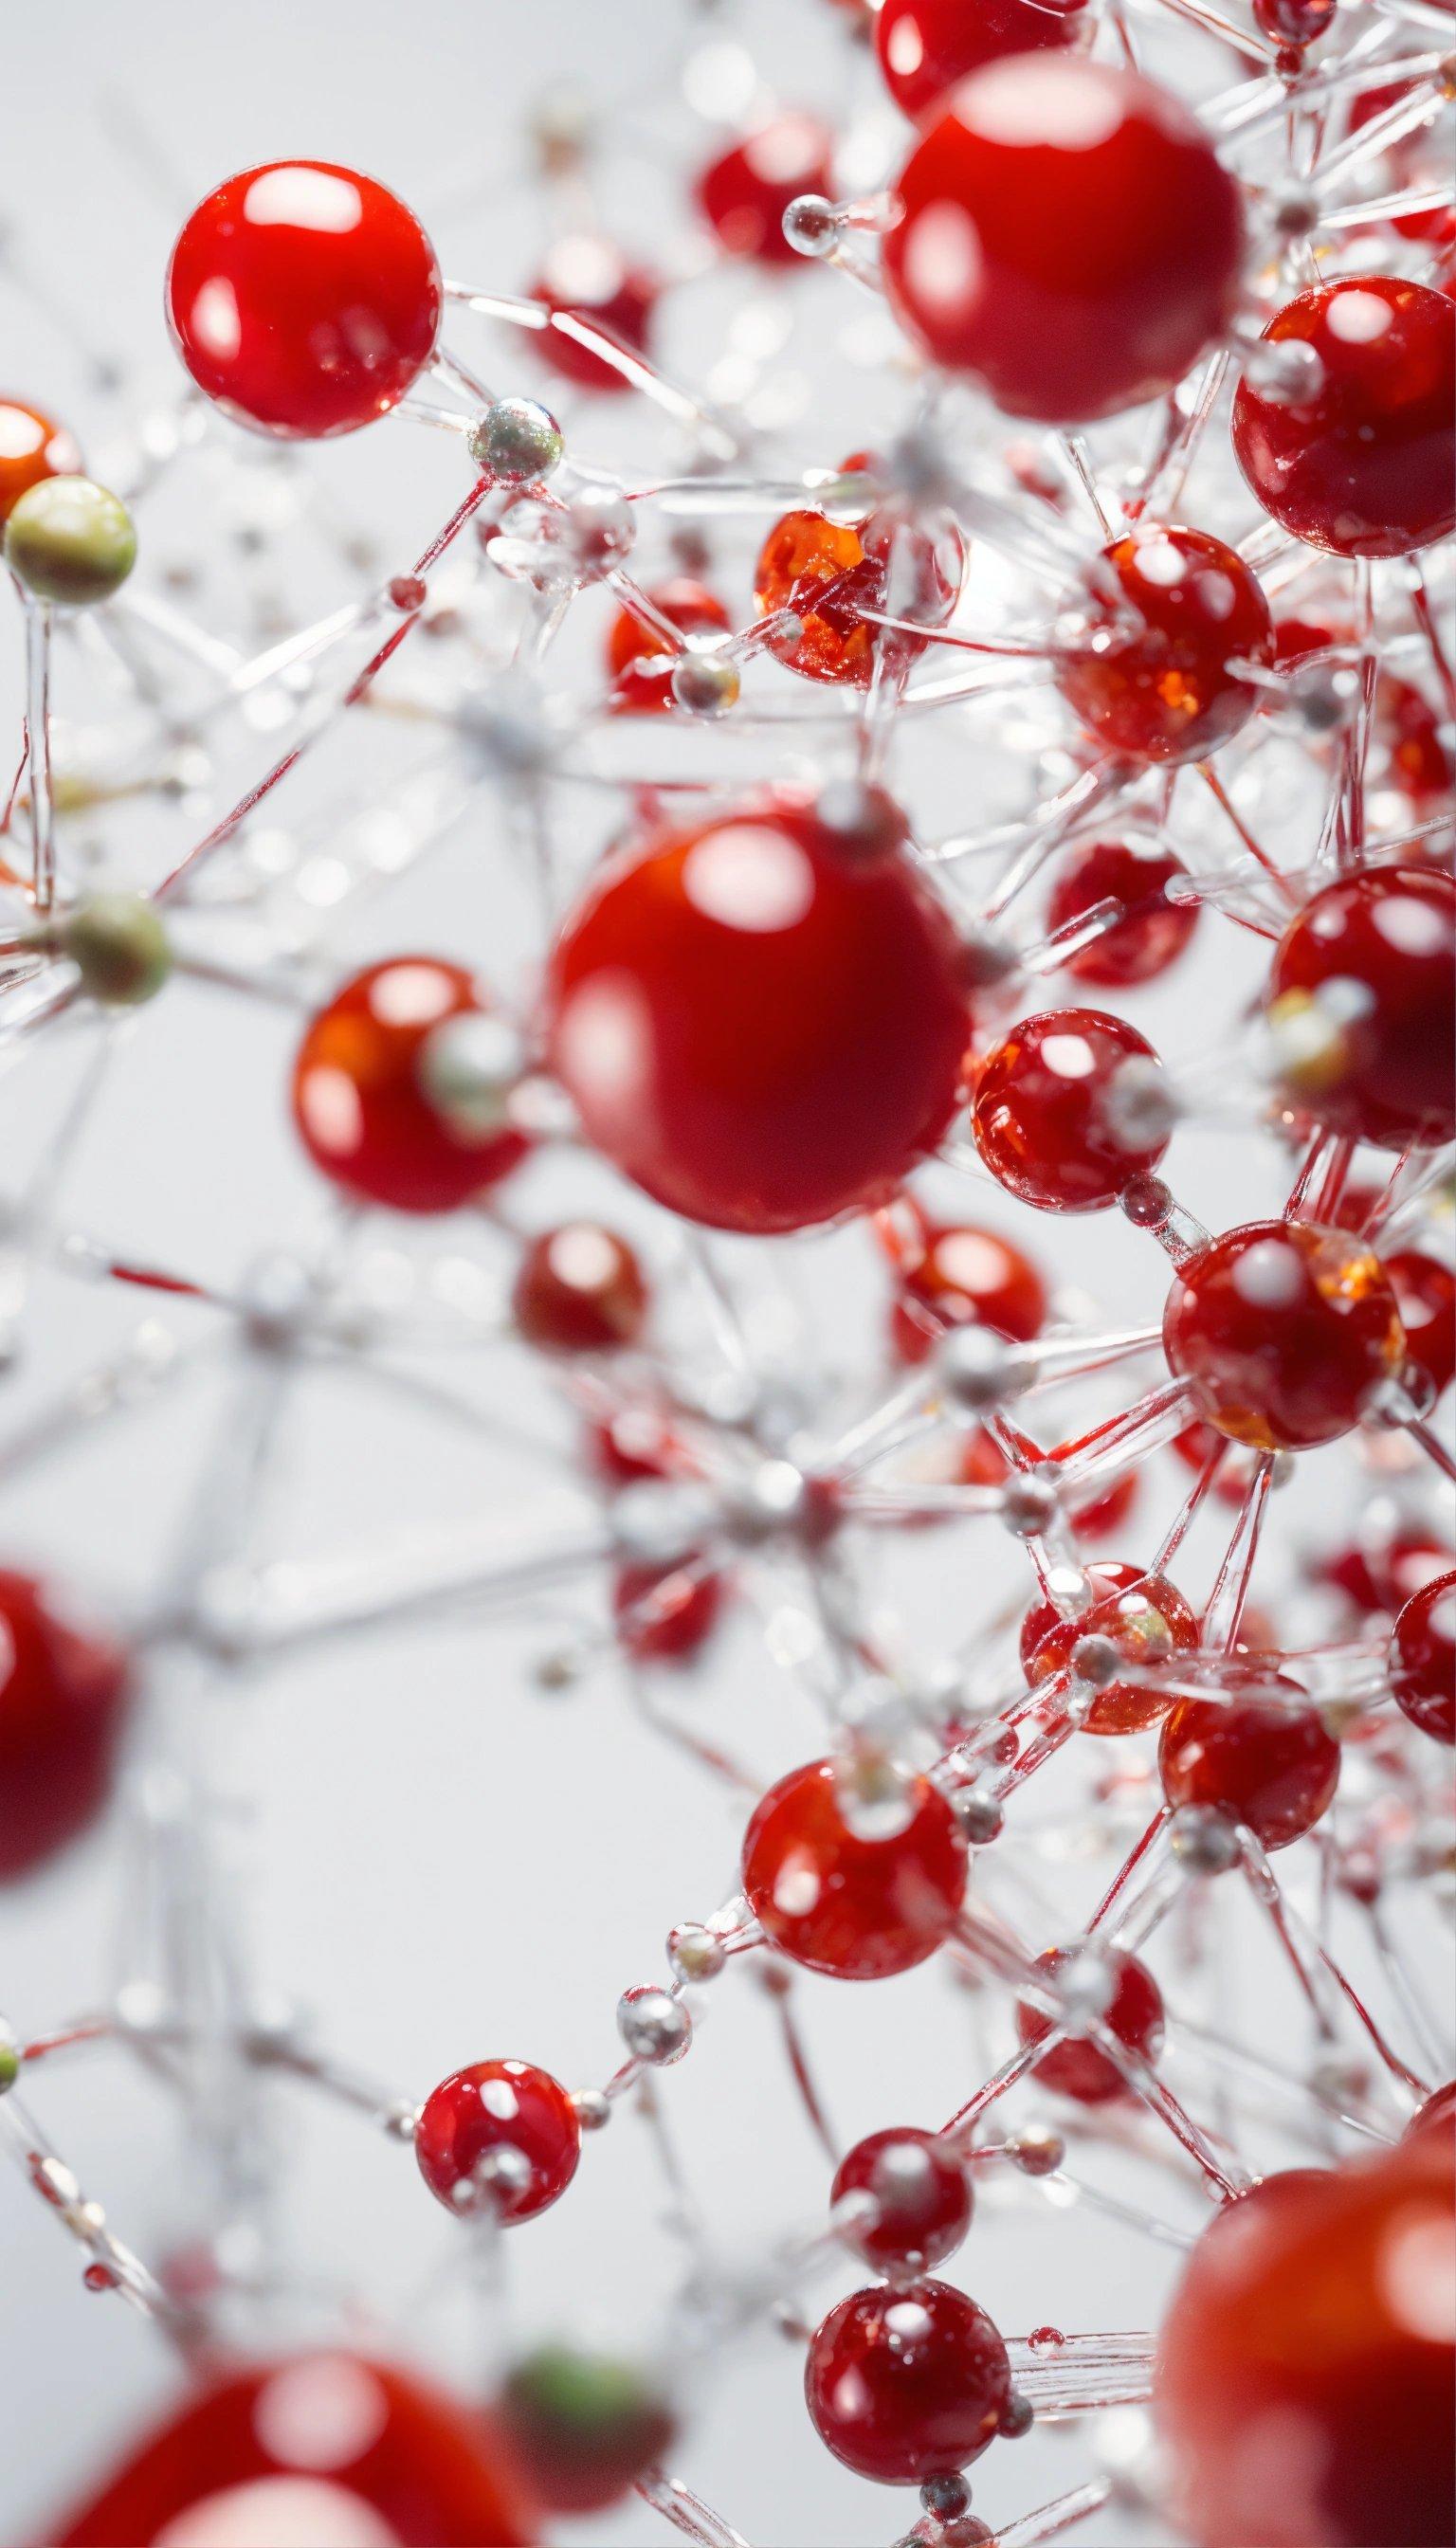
[415,2060,580,2221]
[1055,528,1275,767]
[754,503,962,687]
[806,2280,1011,2482]
[547,794,970,1235]
[513,1224,647,1355]
[973,1008,1169,1212]
[529,237,658,393]
[0,400,81,525]
[0,1572,131,1883]
[1158,1681,1341,1848]
[1021,1562,1198,1736]
[1232,278,1456,559]
[831,2127,973,2270]
[890,1222,1047,1365]
[876,0,1086,120]
[1265,868,1455,1153]
[1156,2138,1455,2548]
[1014,1943,1165,2101]
[882,59,1245,423]
[293,959,529,1214]
[1163,1220,1406,1451]
[167,163,441,439]
[606,579,731,714]
[1391,1572,1455,1744]
[1383,1252,1456,1399]
[612,1562,723,1665]
[1045,837,1200,986]
[741,1757,967,1978]
[696,118,835,265]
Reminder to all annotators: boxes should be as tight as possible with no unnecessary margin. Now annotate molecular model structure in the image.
[0,0,1451,2542]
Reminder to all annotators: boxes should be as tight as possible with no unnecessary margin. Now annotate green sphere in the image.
[5,477,136,607]
[61,895,172,1006]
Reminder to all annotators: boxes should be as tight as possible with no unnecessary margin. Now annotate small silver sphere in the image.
[833,1748,919,1842]
[463,2143,534,2209]
[939,1324,1028,1414]
[953,1787,1004,1846]
[1002,1473,1060,1539]
[468,397,564,484]
[1070,1632,1122,1690]
[617,1985,692,2066]
[670,646,740,717]
[572,2085,611,2132]
[721,1459,810,1545]
[667,1923,727,1985]
[558,484,636,581]
[418,1010,523,1139]
[783,193,837,257]
[1169,1802,1242,1874]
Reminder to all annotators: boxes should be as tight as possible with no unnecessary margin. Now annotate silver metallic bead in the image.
[1070,1632,1122,1689]
[782,193,837,257]
[666,1923,727,1985]
[1169,1803,1242,1874]
[1002,1473,1060,1538]
[572,2086,611,2132]
[952,1787,1004,1845]
[617,1985,692,2066]
[670,646,740,717]
[557,484,636,580]
[939,1324,1029,1414]
[468,396,564,484]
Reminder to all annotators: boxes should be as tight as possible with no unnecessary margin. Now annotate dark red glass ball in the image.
[741,1757,968,1979]
[1159,1684,1341,1848]
[1015,1943,1165,2101]
[612,1562,723,1665]
[754,503,962,687]
[1055,528,1275,767]
[529,237,659,392]
[547,795,970,1235]
[973,1007,1169,1211]
[0,400,82,524]
[1383,1252,1456,1399]
[1162,1220,1406,1450]
[831,2127,973,2270]
[696,118,835,265]
[1232,277,1456,559]
[1045,837,1200,986]
[415,2060,580,2221]
[293,959,529,1214]
[167,163,442,439]
[1252,0,1337,44]
[806,2279,1011,2482]
[1021,1561,1199,1736]
[513,1225,647,1355]
[607,579,732,713]
[883,59,1245,422]
[0,1572,132,1883]
[1391,1571,1455,1744]
[1265,867,1455,1152]
[1322,1529,1453,1620]
[876,0,1086,119]
[890,1222,1047,1365]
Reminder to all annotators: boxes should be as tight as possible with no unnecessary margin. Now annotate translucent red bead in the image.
[612,1562,724,1665]
[293,959,528,1213]
[740,1757,968,1978]
[513,1224,647,1355]
[875,0,1086,120]
[830,2127,973,2271]
[806,2279,1011,2481]
[529,236,659,392]
[1391,1572,1455,1745]
[167,163,442,439]
[754,502,962,687]
[1045,837,1199,987]
[883,59,1245,422]
[1055,528,1275,767]
[1162,1219,1406,1450]
[889,1221,1047,1365]
[1382,1252,1456,1400]
[696,118,835,264]
[547,794,971,1234]
[0,400,81,525]
[1021,1562,1198,1736]
[414,2059,580,2220]
[1231,278,1456,559]
[1158,1682,1341,1848]
[1265,867,1456,1152]
[0,1572,132,1883]
[606,579,731,713]
[1014,1942,1165,2101]
[973,1008,1169,1212]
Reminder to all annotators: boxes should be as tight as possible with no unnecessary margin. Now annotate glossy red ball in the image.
[1391,1571,1455,1744]
[741,1757,967,1978]
[1045,837,1200,986]
[1159,1684,1341,1848]
[876,0,1085,119]
[1383,1252,1456,1399]
[890,1222,1047,1365]
[754,503,962,687]
[831,2127,973,2271]
[1232,278,1456,558]
[1055,528,1275,767]
[167,163,441,439]
[513,1224,648,1355]
[293,960,529,1213]
[1163,1220,1406,1450]
[697,118,835,265]
[529,236,658,392]
[1015,1943,1165,2101]
[973,1008,1169,1212]
[0,1572,131,1883]
[806,2279,1011,2482]
[1021,1561,1199,1736]
[547,795,970,1234]
[883,59,1245,422]
[1265,867,1455,1152]
[607,579,732,713]
[0,400,81,524]
[415,2059,580,2221]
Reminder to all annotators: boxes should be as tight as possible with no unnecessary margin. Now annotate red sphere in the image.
[1046,837,1200,986]
[546,795,970,1235]
[1232,278,1456,559]
[529,237,658,392]
[1021,1562,1199,1736]
[1159,1683,1341,1848]
[1156,2138,1455,2548]
[415,2060,580,2221]
[1322,1528,1453,1620]
[607,579,732,714]
[0,1572,131,1883]
[806,2280,1011,2482]
[741,1757,967,1979]
[0,400,81,524]
[1391,1572,1455,1745]
[513,1224,648,1355]
[612,1561,723,1665]
[1253,0,1337,43]
[293,959,529,1213]
[1163,1220,1406,1450]
[1055,528,1275,767]
[882,59,1245,423]
[754,503,962,687]
[831,2127,973,2271]
[1015,1943,1166,2101]
[891,1221,1047,1365]
[167,163,441,439]
[876,0,1086,119]
[696,118,835,265]
[1383,1252,1456,1400]
[1265,868,1455,1153]
[973,1008,1169,1212]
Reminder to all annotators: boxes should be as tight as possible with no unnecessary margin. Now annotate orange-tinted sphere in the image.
[1021,1561,1198,1735]
[0,400,81,525]
[754,504,962,687]
[1163,1220,1406,1450]
[1055,528,1275,767]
